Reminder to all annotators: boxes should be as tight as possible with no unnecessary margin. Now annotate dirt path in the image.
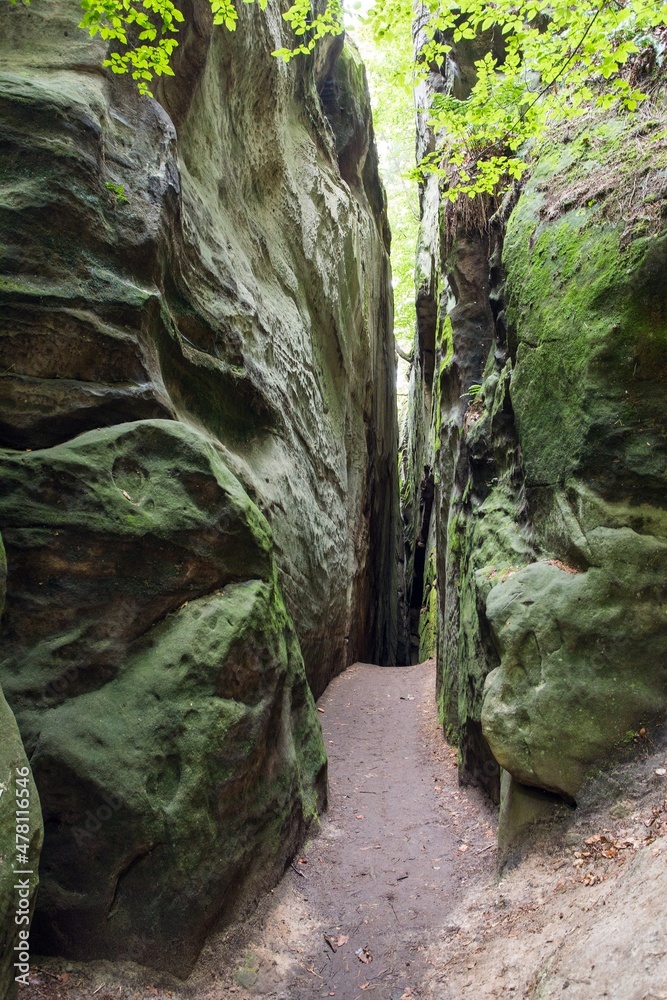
[214,661,496,1000]
[23,661,667,1000]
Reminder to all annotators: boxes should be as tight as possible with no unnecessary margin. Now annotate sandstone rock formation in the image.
[1,422,327,974]
[0,535,43,1000]
[0,0,398,974]
[401,28,667,818]
[482,122,667,799]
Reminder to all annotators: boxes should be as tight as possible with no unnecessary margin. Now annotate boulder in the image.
[0,420,326,974]
[483,544,667,798]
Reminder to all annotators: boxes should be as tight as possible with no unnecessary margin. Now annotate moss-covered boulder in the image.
[0,419,274,701]
[0,535,43,1000]
[0,420,326,975]
[483,540,667,797]
[481,117,667,798]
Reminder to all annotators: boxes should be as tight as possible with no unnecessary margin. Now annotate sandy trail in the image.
[214,661,496,1000]
[23,661,667,1000]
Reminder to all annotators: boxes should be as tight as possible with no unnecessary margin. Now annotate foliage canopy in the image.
[4,0,343,95]
[367,0,667,199]
[4,0,666,195]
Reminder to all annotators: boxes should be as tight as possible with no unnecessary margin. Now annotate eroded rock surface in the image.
[0,535,43,1000]
[402,37,667,816]
[0,0,397,974]
[482,123,667,798]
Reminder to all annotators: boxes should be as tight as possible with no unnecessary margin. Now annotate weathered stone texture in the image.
[0,0,397,974]
[482,123,667,800]
[403,30,667,813]
[0,535,43,1000]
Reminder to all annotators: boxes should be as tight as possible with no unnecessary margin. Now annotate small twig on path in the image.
[300,963,323,978]
[291,862,308,878]
[476,844,496,854]
[92,986,104,995]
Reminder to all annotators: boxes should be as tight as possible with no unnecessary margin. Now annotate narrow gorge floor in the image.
[217,661,497,1000]
[26,662,667,1000]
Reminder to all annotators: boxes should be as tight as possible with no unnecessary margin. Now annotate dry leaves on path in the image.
[355,947,373,964]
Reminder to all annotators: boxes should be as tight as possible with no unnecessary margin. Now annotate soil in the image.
[22,661,667,1000]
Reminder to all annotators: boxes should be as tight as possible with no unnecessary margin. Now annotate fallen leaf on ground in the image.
[324,933,349,952]
[355,947,373,964]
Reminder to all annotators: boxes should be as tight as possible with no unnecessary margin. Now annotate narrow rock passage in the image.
[224,661,496,1000]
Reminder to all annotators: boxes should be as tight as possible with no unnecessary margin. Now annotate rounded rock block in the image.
[0,420,326,976]
[482,546,667,799]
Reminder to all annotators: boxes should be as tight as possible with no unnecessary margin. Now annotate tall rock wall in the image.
[0,0,398,975]
[403,27,667,816]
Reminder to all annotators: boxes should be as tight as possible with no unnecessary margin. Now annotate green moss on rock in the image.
[483,541,667,798]
[0,420,325,976]
[436,362,533,794]
[0,534,43,1000]
[484,115,667,802]
[504,120,667,499]
[418,550,438,661]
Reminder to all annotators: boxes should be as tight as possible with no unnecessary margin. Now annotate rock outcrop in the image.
[402,22,667,818]
[1,423,328,975]
[0,0,398,975]
[481,120,667,799]
[0,535,43,1000]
